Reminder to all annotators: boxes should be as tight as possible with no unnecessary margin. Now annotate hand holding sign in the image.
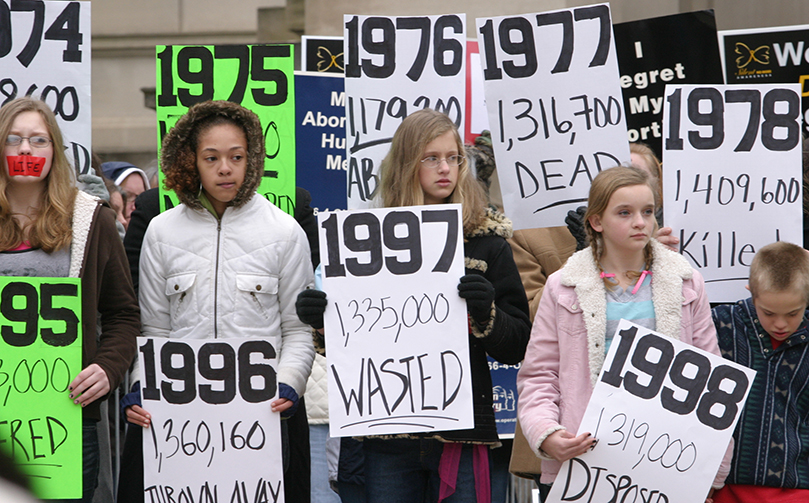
[296,289,327,330]
[543,320,754,503]
[542,430,595,462]
[68,362,109,407]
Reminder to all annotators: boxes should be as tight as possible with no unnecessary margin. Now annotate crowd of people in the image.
[1,96,807,503]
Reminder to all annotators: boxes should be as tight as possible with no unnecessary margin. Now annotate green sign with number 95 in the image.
[0,276,82,499]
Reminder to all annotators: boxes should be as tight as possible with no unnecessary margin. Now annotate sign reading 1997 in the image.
[155,43,297,215]
[0,277,83,500]
[319,205,474,438]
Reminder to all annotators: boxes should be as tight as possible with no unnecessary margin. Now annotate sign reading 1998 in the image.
[601,326,749,430]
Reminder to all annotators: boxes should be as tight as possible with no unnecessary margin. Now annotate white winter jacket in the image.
[137,195,315,395]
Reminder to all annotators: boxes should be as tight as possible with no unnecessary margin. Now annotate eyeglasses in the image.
[6,135,52,148]
[420,155,465,169]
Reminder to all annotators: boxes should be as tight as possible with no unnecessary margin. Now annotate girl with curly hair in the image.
[119,100,314,498]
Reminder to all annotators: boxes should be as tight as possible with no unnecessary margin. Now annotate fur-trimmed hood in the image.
[465,207,513,241]
[160,100,265,211]
[560,239,694,386]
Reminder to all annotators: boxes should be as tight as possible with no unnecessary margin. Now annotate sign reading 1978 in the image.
[662,83,802,303]
[0,277,83,500]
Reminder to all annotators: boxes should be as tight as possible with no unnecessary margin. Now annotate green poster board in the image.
[155,44,297,215]
[0,277,83,499]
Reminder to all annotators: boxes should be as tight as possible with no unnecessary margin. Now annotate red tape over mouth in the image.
[7,156,46,177]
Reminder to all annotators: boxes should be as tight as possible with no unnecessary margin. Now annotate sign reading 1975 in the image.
[155,44,297,215]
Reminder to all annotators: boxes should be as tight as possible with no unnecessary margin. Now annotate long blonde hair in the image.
[379,109,486,234]
[0,98,76,252]
[584,166,659,285]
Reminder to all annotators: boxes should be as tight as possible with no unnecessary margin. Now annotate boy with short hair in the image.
[712,241,809,502]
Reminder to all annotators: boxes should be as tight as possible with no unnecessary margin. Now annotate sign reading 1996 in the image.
[319,205,474,438]
[138,337,284,502]
[155,43,296,215]
[0,277,82,500]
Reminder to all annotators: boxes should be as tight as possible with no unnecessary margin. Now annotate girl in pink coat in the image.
[516,166,730,501]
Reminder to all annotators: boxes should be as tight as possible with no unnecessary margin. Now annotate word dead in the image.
[514,151,621,202]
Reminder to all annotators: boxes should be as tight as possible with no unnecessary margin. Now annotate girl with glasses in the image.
[0,97,139,502]
[297,109,530,503]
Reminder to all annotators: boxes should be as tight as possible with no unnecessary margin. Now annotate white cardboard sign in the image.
[476,4,629,230]
[138,337,284,503]
[546,320,755,503]
[662,83,803,303]
[0,1,92,175]
[319,204,473,437]
[343,14,466,208]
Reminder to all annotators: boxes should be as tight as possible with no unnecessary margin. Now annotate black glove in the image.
[457,274,495,325]
[565,205,588,251]
[296,289,327,329]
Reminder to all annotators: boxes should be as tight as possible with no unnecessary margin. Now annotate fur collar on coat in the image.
[560,239,694,387]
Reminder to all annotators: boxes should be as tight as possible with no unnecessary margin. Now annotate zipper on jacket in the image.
[214,219,221,338]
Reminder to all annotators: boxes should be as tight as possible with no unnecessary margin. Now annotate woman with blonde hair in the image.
[297,108,530,503]
[0,97,139,502]
[516,166,730,502]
